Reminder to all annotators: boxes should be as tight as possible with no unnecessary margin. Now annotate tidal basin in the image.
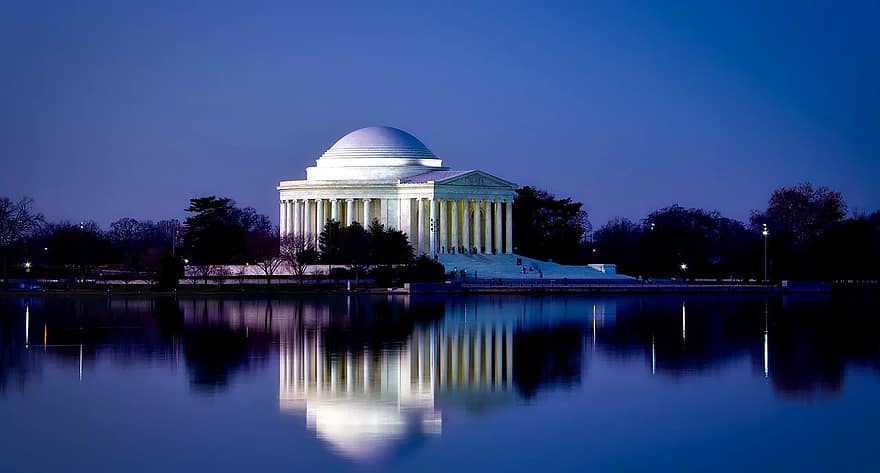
[1,294,878,472]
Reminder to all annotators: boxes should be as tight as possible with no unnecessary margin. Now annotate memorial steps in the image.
[437,253,633,281]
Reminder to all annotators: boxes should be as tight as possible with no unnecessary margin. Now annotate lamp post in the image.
[762,224,769,283]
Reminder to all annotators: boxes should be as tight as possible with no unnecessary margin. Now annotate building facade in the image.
[277,126,517,256]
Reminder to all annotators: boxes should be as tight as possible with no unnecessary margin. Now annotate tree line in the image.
[1,181,877,288]
[516,182,879,281]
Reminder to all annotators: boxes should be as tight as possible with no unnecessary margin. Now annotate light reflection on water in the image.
[1,294,879,471]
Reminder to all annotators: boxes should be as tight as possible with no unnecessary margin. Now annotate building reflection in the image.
[279,297,514,460]
[2,293,879,404]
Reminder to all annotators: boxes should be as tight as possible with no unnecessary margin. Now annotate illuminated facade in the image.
[277,126,517,257]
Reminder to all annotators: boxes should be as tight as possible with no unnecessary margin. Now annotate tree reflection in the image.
[0,293,878,403]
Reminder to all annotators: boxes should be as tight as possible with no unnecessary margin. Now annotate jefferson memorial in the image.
[278,126,516,257]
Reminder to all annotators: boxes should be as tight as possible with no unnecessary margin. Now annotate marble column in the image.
[315,199,324,235]
[505,200,513,254]
[363,198,371,226]
[293,199,302,238]
[438,199,447,253]
[450,200,458,254]
[484,200,493,254]
[472,200,481,253]
[305,199,313,239]
[380,198,387,227]
[330,199,338,222]
[416,198,424,255]
[346,199,354,226]
[286,200,294,237]
[429,198,437,256]
[279,200,287,237]
[494,200,502,254]
[462,200,470,253]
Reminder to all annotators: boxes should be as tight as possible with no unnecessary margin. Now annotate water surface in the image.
[1,294,878,471]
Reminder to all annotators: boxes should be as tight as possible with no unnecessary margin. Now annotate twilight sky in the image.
[1,1,878,229]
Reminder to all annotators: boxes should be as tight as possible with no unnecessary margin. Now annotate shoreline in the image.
[0,281,847,297]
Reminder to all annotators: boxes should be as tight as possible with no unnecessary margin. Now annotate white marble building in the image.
[278,126,517,256]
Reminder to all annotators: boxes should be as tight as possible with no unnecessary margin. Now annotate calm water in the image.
[1,294,878,472]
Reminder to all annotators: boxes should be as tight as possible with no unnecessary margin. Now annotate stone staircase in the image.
[436,253,633,281]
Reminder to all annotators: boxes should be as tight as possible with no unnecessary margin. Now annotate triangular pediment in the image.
[436,170,516,188]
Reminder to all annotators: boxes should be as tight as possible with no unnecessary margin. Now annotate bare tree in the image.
[0,197,44,288]
[186,261,222,285]
[249,227,282,285]
[280,234,318,284]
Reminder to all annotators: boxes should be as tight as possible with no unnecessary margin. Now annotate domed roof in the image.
[320,126,436,160]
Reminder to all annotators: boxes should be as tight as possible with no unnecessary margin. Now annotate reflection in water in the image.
[279,325,442,461]
[1,293,880,465]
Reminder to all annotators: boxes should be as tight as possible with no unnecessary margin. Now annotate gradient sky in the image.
[1,1,878,229]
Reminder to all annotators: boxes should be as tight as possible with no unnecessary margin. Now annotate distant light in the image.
[23,261,31,269]
[183,258,189,264]
[762,229,769,236]
[680,263,687,271]
[43,247,48,251]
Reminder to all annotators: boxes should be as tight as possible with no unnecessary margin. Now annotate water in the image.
[1,294,878,472]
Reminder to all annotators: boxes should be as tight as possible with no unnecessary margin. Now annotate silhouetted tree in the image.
[0,197,43,288]
[318,219,343,264]
[593,217,643,275]
[750,183,847,279]
[246,225,283,285]
[40,221,113,284]
[367,220,413,267]
[513,186,589,264]
[280,234,317,283]
[182,196,271,283]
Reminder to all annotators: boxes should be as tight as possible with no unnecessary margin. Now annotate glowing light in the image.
[763,332,769,378]
[680,263,688,271]
[25,305,29,347]
[651,335,656,375]
[681,303,686,341]
[23,261,31,269]
[79,344,83,381]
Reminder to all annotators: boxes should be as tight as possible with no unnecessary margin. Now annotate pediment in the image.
[438,171,516,188]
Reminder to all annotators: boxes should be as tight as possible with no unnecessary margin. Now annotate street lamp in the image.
[762,224,769,283]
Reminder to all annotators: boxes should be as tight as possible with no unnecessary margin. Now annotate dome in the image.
[306,126,446,181]
[319,126,436,160]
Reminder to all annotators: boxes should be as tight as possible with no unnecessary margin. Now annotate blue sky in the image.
[1,1,877,228]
